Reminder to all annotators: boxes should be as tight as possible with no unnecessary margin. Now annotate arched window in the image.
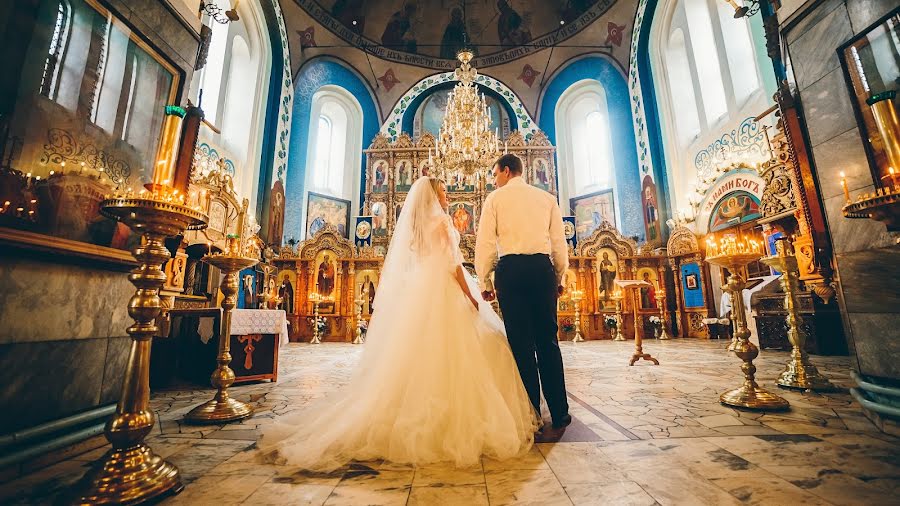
[198,14,230,125]
[39,1,69,99]
[222,35,254,163]
[665,29,701,145]
[555,79,618,225]
[302,85,364,236]
[684,0,728,123]
[189,1,273,210]
[651,0,771,218]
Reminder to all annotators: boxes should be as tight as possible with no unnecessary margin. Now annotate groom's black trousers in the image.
[494,253,569,421]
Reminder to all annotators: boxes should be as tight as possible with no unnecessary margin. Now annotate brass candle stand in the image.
[571,289,585,342]
[185,239,258,424]
[705,241,789,411]
[308,293,330,344]
[655,290,671,340]
[353,295,366,345]
[612,291,626,341]
[73,196,207,505]
[761,241,836,392]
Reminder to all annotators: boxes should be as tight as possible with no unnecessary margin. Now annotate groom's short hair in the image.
[495,154,523,175]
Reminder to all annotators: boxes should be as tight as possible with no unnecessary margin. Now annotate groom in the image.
[475,153,571,429]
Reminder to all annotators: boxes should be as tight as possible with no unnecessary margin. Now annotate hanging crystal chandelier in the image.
[428,49,501,184]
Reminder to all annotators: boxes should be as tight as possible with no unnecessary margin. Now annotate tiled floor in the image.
[3,339,900,505]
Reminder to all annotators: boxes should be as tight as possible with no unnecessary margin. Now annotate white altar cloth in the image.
[231,309,289,346]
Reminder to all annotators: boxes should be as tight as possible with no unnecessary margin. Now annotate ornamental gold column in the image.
[761,240,836,391]
[73,106,208,504]
[185,235,259,424]
[705,235,789,411]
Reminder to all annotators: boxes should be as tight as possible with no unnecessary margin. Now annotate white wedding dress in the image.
[256,177,539,471]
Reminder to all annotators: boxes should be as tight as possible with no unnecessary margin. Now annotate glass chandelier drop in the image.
[429,49,501,183]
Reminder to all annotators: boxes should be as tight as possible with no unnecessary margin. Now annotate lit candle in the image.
[840,171,850,202]
[891,167,897,190]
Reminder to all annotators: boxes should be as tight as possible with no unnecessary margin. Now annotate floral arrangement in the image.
[603,315,617,329]
[561,317,575,333]
[648,316,662,327]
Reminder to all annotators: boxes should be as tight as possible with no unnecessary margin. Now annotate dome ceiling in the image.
[296,0,614,69]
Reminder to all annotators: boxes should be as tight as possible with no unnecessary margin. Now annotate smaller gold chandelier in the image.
[429,49,501,184]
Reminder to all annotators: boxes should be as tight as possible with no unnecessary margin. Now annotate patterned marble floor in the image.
[3,339,900,505]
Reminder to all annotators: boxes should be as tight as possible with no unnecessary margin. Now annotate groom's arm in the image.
[548,197,568,288]
[475,194,498,293]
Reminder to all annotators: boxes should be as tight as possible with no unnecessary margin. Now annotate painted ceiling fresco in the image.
[293,0,617,68]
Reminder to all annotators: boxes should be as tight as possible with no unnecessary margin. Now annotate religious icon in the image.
[709,191,761,232]
[306,192,351,239]
[440,7,469,59]
[571,190,615,242]
[685,273,698,290]
[638,268,658,309]
[450,202,474,235]
[373,160,389,193]
[532,158,551,191]
[642,175,659,242]
[597,248,618,305]
[359,273,377,315]
[316,253,336,297]
[355,219,371,242]
[278,274,295,314]
[396,160,412,191]
[372,202,388,236]
[242,274,255,308]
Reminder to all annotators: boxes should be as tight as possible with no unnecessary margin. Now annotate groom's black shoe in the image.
[551,414,572,429]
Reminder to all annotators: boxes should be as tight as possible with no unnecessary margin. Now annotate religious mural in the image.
[302,0,610,67]
[571,189,615,242]
[708,191,761,232]
[306,192,351,239]
[414,89,505,138]
[641,175,660,243]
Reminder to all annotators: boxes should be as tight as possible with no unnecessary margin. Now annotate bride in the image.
[256,176,540,471]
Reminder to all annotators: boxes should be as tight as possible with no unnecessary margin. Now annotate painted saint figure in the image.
[381,2,418,53]
[497,0,531,47]
[361,275,376,314]
[440,8,469,59]
[640,272,657,309]
[279,276,294,314]
[598,252,616,300]
[317,254,335,297]
[452,204,471,235]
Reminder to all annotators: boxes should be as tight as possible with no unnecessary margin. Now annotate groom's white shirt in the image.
[475,176,569,292]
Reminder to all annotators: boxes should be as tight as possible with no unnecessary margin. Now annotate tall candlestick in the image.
[150,105,187,191]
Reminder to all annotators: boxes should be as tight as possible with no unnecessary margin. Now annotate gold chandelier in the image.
[428,49,501,183]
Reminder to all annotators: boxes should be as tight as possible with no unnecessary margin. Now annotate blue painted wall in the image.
[283,58,380,243]
[681,262,704,309]
[538,55,644,240]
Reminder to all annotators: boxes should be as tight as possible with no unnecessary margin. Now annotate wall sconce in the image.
[200,0,239,24]
[723,0,760,18]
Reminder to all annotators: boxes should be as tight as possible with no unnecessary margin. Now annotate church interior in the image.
[1,0,900,504]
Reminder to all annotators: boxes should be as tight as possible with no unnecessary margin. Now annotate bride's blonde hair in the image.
[427,177,447,209]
